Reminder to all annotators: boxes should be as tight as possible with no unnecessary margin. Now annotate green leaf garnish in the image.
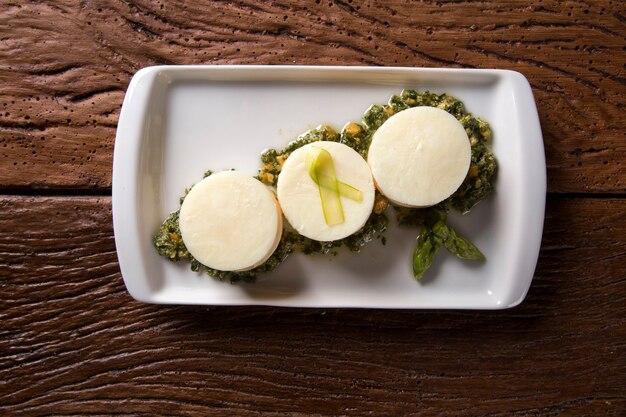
[438,223,485,261]
[412,215,485,280]
[412,228,441,280]
[432,220,485,261]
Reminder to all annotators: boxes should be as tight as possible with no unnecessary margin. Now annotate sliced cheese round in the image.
[179,170,282,272]
[367,106,471,207]
[277,141,375,242]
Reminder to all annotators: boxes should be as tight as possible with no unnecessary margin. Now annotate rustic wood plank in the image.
[0,0,624,192]
[1,196,624,416]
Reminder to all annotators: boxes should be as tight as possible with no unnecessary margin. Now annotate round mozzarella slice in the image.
[367,106,471,207]
[277,141,375,242]
[179,170,282,272]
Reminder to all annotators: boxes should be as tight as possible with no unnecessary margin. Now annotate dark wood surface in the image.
[1,1,624,416]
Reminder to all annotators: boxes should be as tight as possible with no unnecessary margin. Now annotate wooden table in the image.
[1,1,624,415]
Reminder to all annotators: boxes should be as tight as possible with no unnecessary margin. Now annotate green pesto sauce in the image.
[154,209,294,284]
[153,209,386,284]
[154,89,497,283]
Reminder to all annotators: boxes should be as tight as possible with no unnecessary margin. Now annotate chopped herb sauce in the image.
[154,89,497,283]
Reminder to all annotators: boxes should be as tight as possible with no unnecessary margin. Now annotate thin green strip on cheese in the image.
[306,147,344,225]
[278,141,376,242]
[306,147,363,203]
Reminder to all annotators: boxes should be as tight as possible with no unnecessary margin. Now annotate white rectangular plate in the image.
[113,65,545,309]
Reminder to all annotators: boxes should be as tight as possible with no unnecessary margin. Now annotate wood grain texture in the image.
[1,1,625,415]
[0,0,624,192]
[1,196,624,416]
